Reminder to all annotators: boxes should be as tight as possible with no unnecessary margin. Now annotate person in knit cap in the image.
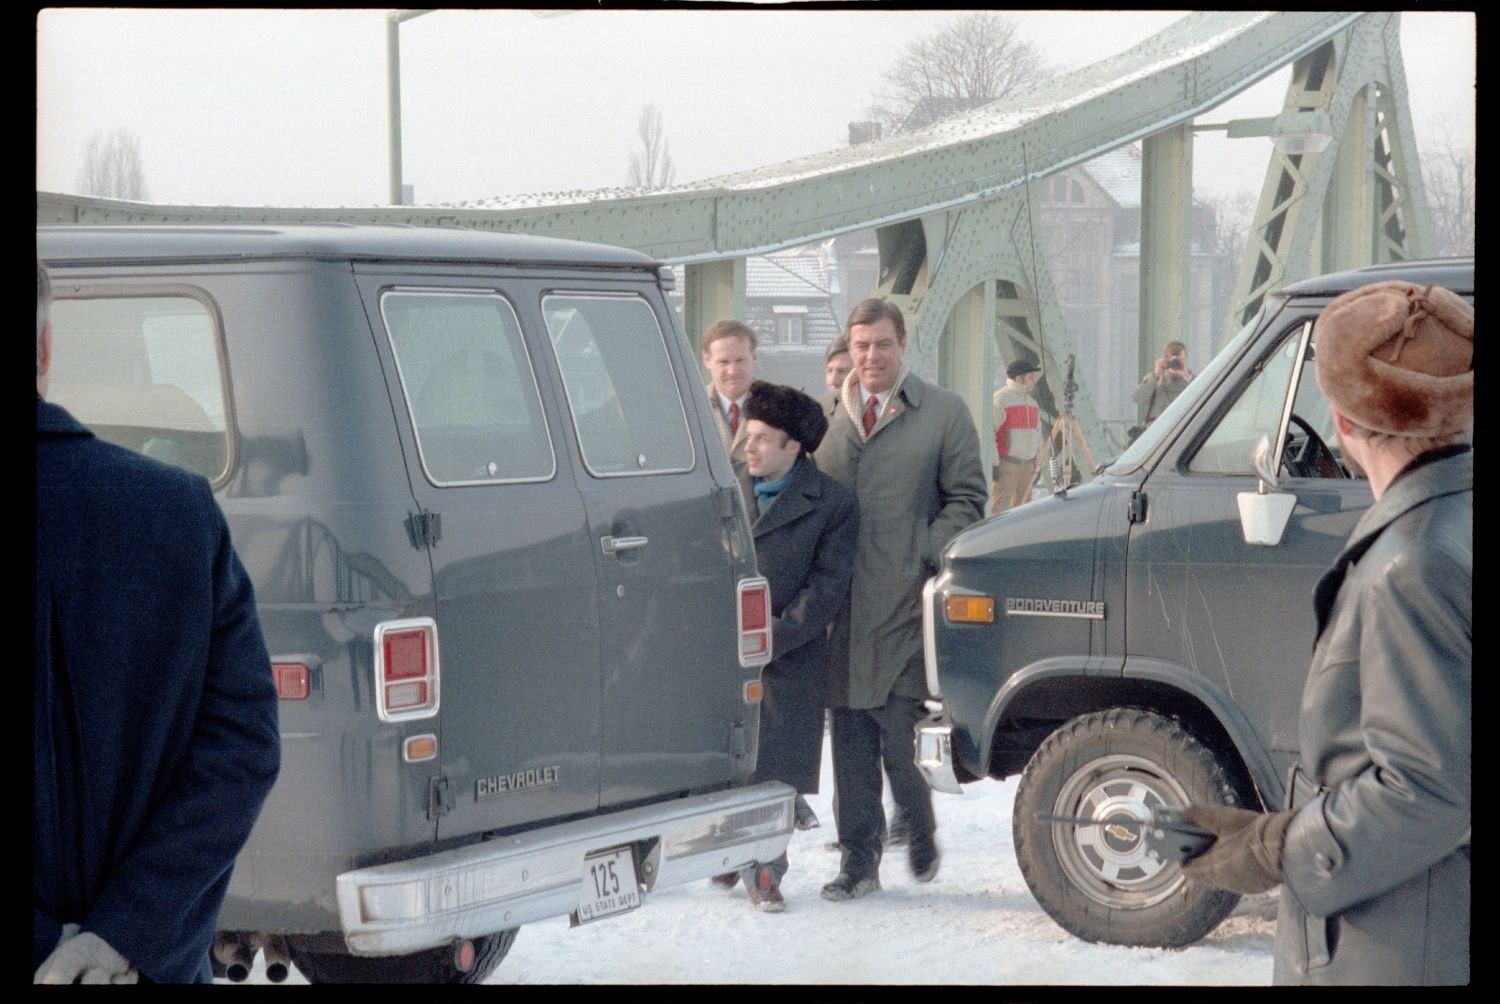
[1182,280,1472,985]
[991,357,1044,515]
[709,381,858,912]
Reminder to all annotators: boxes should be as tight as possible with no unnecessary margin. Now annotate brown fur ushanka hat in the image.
[744,380,829,454]
[1313,280,1473,437]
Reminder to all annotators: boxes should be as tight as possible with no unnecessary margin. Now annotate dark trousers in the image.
[829,696,936,878]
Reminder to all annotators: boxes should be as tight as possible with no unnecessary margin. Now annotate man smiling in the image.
[813,298,986,900]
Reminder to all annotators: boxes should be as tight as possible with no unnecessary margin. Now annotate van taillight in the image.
[374,617,440,722]
[737,577,772,667]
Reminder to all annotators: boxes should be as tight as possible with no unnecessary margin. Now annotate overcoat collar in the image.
[839,367,920,441]
[1311,448,1472,638]
[737,457,823,538]
[37,398,92,439]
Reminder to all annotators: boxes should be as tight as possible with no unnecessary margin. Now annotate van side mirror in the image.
[1237,434,1296,546]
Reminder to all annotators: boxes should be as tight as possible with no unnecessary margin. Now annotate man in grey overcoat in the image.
[715,382,857,912]
[813,298,987,900]
[1182,280,1472,985]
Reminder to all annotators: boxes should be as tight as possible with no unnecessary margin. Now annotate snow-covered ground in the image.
[232,735,1275,986]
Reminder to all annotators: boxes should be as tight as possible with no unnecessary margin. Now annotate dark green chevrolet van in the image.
[38,224,791,983]
[915,258,1472,949]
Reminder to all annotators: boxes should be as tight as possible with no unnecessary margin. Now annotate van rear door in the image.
[539,287,748,806]
[357,268,604,839]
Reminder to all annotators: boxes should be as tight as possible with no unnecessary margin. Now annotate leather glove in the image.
[34,930,139,984]
[1179,803,1293,896]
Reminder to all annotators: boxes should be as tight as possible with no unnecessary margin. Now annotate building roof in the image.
[1079,146,1142,208]
[747,252,831,299]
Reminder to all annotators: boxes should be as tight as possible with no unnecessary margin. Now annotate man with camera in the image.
[1133,339,1193,425]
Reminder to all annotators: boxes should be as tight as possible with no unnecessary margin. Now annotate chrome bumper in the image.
[336,781,795,955]
[914,713,964,795]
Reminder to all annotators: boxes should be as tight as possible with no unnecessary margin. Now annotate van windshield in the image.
[1105,312,1263,476]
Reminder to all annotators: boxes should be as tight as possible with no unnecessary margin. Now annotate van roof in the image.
[36,223,660,270]
[1278,257,1474,299]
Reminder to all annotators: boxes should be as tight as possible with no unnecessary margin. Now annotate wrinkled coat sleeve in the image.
[771,483,858,657]
[1280,544,1471,919]
[1132,372,1158,408]
[82,495,281,982]
[927,401,987,562]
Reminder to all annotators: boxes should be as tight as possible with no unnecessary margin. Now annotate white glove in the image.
[34,930,139,984]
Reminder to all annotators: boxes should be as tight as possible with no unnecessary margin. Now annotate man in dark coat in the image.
[813,299,987,901]
[1182,281,1471,985]
[714,381,857,912]
[34,260,282,983]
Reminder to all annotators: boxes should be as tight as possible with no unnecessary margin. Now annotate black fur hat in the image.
[744,380,829,454]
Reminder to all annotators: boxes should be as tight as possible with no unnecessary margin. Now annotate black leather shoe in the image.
[710,872,740,890]
[820,871,880,901]
[909,839,940,883]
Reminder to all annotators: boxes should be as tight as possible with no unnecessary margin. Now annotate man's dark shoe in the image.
[746,865,786,913]
[820,871,880,901]
[909,838,940,883]
[710,872,740,890]
[793,794,820,831]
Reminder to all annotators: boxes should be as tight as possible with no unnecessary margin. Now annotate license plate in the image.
[571,846,641,926]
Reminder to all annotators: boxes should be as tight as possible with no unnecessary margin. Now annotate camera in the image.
[1166,356,1182,371]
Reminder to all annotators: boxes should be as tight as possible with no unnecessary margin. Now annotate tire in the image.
[1013,708,1243,948]
[289,928,518,984]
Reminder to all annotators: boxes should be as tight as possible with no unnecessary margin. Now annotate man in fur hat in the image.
[711,381,858,912]
[1182,280,1472,985]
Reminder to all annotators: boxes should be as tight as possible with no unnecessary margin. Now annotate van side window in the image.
[48,294,229,482]
[543,294,694,476]
[381,291,555,485]
[1187,321,1346,479]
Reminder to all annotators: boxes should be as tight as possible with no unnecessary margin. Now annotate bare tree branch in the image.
[1422,129,1474,257]
[872,13,1050,134]
[75,128,150,201]
[626,102,676,189]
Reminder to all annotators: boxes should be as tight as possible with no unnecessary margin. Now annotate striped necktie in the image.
[862,394,878,436]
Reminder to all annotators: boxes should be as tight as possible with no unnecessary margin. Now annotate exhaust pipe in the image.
[211,935,257,983]
[259,935,293,984]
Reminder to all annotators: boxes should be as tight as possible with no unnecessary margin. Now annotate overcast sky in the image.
[36,9,1474,208]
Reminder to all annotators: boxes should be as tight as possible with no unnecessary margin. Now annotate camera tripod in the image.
[1029,354,1096,496]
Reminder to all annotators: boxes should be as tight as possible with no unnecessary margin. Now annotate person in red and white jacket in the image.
[991,358,1043,515]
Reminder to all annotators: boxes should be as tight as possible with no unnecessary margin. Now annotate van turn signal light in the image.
[945,595,996,624]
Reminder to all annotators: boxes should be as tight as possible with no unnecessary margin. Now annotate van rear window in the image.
[380,291,556,486]
[48,294,230,482]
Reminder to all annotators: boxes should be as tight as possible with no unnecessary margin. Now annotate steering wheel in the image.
[1283,415,1344,479]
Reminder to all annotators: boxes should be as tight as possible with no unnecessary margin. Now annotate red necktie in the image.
[729,401,740,436]
[862,394,879,437]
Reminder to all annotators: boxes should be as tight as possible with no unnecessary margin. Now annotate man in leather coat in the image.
[1182,281,1472,985]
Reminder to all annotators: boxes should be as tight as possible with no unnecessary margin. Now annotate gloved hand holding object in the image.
[1180,803,1294,895]
[34,929,139,985]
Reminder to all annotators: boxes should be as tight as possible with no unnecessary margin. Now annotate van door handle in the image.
[601,535,649,555]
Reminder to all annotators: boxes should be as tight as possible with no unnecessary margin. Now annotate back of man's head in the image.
[1314,280,1473,441]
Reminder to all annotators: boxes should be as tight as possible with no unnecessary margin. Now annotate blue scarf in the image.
[753,459,799,516]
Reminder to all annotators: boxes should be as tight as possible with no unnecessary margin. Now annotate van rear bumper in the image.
[336,782,795,955]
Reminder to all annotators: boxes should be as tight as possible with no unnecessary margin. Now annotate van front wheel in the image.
[1012,708,1242,948]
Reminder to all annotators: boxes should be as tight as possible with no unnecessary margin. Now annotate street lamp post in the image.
[387,9,432,206]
